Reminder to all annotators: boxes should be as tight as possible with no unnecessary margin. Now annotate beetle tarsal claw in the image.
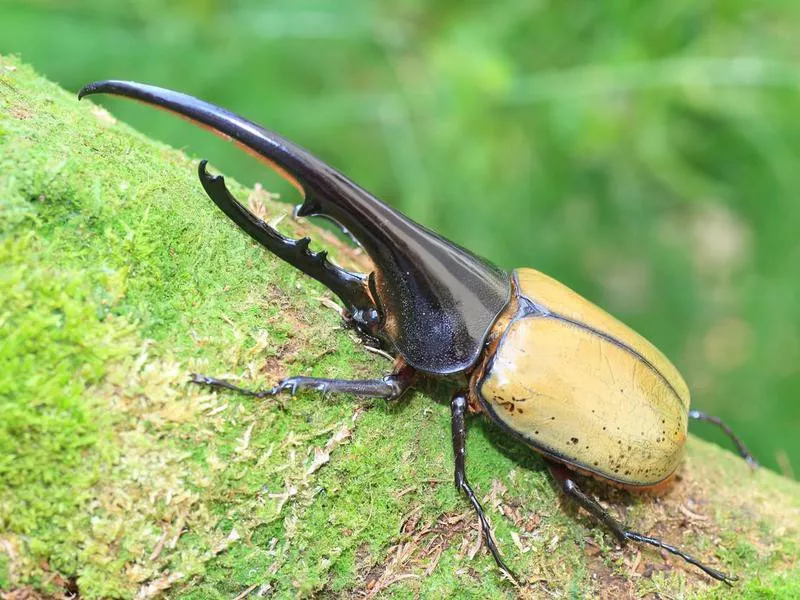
[624,530,736,585]
[188,373,277,399]
[277,380,298,396]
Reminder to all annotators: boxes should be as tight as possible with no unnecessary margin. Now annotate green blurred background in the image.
[3,0,798,477]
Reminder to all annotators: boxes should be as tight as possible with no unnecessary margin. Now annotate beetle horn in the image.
[78,80,511,374]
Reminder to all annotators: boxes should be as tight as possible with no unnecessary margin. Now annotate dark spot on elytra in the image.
[570,437,579,444]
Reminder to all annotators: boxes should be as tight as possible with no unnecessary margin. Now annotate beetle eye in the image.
[363,308,382,329]
[346,306,384,349]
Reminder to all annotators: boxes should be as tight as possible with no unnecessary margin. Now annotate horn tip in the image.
[78,80,109,100]
[77,79,135,100]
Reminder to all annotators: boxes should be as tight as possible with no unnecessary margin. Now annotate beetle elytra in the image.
[79,80,757,585]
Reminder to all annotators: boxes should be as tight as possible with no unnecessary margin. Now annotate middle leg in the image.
[451,390,517,582]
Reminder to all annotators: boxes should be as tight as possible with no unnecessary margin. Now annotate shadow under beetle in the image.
[79,80,758,585]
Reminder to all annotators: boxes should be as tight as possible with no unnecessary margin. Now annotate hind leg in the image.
[689,410,758,468]
[546,461,736,585]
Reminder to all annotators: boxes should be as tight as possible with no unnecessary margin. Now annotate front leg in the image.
[191,362,416,401]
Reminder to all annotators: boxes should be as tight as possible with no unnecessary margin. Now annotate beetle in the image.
[79,80,757,585]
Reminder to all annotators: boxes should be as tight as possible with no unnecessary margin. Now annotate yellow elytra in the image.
[471,268,690,488]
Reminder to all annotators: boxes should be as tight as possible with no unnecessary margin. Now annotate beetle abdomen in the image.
[473,268,690,487]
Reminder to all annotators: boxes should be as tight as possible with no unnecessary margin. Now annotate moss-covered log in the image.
[1,56,798,599]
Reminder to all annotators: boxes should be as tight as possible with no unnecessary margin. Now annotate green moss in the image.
[0,553,8,589]
[1,56,799,598]
[697,570,800,600]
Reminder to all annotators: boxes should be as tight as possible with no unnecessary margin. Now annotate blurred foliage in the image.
[2,0,799,476]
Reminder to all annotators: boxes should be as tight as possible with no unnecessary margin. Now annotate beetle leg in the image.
[191,362,415,401]
[451,391,518,584]
[688,410,758,468]
[546,461,736,585]
[198,161,377,324]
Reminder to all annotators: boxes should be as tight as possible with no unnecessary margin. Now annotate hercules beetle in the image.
[79,80,758,585]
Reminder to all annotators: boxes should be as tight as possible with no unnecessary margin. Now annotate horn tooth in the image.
[310,249,328,265]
